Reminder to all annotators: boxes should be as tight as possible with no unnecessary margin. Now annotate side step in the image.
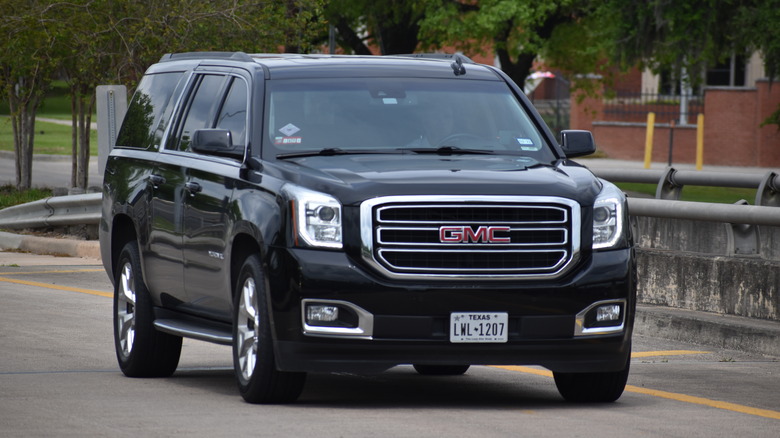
[154,319,233,345]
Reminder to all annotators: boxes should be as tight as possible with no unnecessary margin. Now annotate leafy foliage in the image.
[418,0,601,88]
[0,0,327,190]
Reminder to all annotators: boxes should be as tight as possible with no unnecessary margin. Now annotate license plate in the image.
[450,312,508,343]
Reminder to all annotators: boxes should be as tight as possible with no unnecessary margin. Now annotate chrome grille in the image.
[360,195,581,280]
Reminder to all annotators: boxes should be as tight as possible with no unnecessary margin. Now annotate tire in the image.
[553,353,631,403]
[413,364,470,376]
[113,241,182,377]
[233,254,306,404]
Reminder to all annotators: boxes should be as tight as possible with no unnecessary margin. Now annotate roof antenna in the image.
[451,55,466,76]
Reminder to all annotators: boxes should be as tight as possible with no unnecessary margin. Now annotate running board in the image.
[154,319,233,345]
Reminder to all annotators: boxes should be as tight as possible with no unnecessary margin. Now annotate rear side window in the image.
[116,72,184,149]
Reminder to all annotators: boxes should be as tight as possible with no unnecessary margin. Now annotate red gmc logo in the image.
[439,226,511,244]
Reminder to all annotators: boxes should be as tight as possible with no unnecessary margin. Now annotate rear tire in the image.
[553,353,630,403]
[113,241,182,377]
[413,364,470,376]
[233,254,306,403]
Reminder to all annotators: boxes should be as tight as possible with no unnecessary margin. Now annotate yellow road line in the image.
[625,385,780,420]
[492,363,780,420]
[632,350,710,358]
[495,365,553,377]
[0,276,112,298]
[0,269,104,275]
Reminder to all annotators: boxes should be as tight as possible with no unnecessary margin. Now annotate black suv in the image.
[100,52,635,404]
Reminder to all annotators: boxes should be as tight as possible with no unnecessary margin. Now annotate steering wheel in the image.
[436,133,484,147]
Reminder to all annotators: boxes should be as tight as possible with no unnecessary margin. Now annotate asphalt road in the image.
[0,152,102,189]
[1,252,778,437]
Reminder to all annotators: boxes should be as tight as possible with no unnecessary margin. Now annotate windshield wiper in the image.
[399,146,495,155]
[276,148,399,159]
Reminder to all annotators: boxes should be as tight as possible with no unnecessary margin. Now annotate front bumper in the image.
[266,246,635,373]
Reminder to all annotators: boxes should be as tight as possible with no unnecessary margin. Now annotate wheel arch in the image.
[230,230,263,300]
[110,213,138,279]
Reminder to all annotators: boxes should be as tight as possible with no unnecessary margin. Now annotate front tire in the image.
[113,241,182,377]
[553,353,631,403]
[233,254,306,403]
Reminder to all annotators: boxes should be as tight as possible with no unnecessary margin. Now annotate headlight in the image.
[593,183,626,250]
[283,185,342,249]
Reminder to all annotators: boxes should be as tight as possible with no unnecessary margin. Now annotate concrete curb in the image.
[0,231,100,259]
[0,230,777,358]
[635,305,780,358]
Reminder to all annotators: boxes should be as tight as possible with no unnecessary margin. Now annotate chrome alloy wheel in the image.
[116,261,137,357]
[236,276,260,382]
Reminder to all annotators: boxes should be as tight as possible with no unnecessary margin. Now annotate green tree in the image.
[0,1,58,190]
[419,0,599,89]
[602,0,780,126]
[2,0,326,190]
[323,0,425,55]
[603,0,779,84]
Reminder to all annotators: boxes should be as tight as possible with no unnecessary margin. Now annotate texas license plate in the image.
[450,312,508,343]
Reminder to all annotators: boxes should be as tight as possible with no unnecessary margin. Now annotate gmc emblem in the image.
[439,226,511,244]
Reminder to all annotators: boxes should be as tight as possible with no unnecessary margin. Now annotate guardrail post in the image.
[727,200,760,256]
[756,171,780,207]
[655,167,682,200]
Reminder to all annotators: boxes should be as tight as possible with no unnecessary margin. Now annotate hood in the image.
[268,154,602,205]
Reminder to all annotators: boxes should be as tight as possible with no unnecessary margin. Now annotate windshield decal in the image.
[516,137,539,151]
[279,123,301,137]
[275,136,302,145]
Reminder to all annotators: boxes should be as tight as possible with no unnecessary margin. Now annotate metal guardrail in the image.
[0,167,778,250]
[591,166,780,257]
[0,193,102,229]
[592,167,780,207]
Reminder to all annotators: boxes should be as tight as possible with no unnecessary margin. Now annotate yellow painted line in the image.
[625,385,780,420]
[0,276,112,298]
[632,350,710,358]
[0,269,104,275]
[492,363,780,420]
[494,365,553,377]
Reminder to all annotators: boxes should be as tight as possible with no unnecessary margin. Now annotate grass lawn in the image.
[0,80,97,155]
[0,185,53,209]
[0,117,98,156]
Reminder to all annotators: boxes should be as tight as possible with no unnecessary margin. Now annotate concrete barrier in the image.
[633,216,779,322]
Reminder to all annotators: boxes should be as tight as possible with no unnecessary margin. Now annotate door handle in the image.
[185,181,202,195]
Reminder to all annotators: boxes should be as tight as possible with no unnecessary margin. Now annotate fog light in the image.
[596,304,621,322]
[307,305,339,323]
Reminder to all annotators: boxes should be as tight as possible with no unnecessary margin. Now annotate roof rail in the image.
[158,51,254,63]
[390,53,475,64]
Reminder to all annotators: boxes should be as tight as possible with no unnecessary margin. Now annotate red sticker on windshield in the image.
[274,136,302,145]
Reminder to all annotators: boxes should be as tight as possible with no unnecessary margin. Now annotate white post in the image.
[96,85,127,176]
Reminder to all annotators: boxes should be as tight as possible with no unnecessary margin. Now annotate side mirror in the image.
[191,129,244,160]
[559,130,596,158]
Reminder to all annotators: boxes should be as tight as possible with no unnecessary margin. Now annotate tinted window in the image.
[215,78,248,146]
[263,77,554,162]
[116,72,184,149]
[174,74,228,151]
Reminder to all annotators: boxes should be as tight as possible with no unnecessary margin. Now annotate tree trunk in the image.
[496,47,536,91]
[71,91,95,190]
[8,84,40,190]
[71,89,78,188]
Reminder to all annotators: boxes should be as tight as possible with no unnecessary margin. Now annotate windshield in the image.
[263,77,556,161]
